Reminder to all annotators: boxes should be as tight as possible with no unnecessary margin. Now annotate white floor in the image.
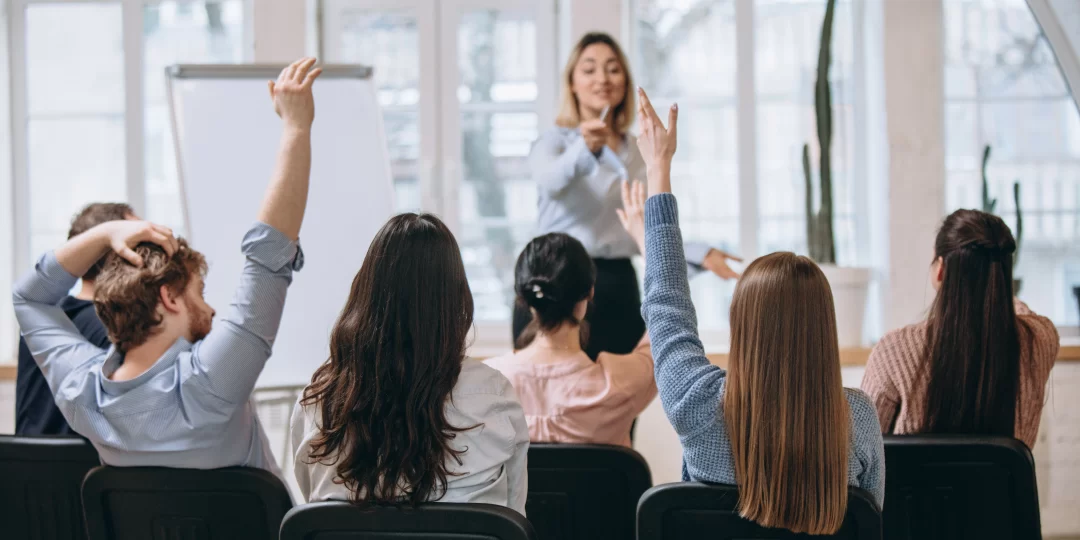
[2,363,1079,536]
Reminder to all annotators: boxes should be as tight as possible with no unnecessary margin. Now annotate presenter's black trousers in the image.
[512,257,646,361]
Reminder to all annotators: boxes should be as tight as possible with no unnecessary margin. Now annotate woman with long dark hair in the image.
[290,213,529,512]
[862,209,1059,447]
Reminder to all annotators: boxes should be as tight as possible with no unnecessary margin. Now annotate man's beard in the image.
[190,308,213,342]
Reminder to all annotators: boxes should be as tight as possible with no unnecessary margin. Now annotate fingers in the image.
[293,57,317,84]
[268,80,275,100]
[301,67,323,88]
[636,90,651,132]
[117,246,143,268]
[637,87,663,127]
[668,102,678,146]
[615,208,628,228]
[721,250,745,263]
[280,58,302,85]
[146,231,176,257]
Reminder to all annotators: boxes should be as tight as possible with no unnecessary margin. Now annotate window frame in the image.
[3,0,254,363]
[314,0,558,355]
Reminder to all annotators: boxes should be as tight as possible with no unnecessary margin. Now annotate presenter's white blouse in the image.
[290,359,531,515]
[530,126,711,264]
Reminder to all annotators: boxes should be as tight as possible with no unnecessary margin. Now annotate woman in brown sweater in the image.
[862,209,1059,448]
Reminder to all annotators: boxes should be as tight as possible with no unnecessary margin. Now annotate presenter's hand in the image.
[268,57,323,129]
[703,249,743,280]
[616,179,647,255]
[580,119,611,155]
[635,88,677,194]
[102,221,178,267]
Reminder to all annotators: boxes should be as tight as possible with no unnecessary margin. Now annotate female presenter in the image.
[520,32,739,359]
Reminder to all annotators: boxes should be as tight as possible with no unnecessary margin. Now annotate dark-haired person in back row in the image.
[290,213,529,513]
[16,202,136,436]
[862,209,1059,448]
[487,180,657,447]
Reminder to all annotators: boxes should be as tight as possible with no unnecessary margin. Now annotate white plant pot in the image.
[819,265,871,348]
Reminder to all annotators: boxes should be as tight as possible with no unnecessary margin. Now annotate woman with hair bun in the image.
[487,182,657,447]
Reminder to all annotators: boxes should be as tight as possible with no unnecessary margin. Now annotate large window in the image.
[16,1,248,262]
[4,0,249,362]
[631,0,868,332]
[944,0,1080,326]
[318,0,555,329]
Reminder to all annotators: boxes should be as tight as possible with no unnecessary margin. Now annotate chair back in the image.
[81,466,292,540]
[883,435,1040,540]
[525,443,651,540]
[637,482,882,539]
[0,435,100,540]
[279,501,538,540]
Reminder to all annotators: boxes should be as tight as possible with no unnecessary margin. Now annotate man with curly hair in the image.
[15,202,135,436]
[13,58,322,475]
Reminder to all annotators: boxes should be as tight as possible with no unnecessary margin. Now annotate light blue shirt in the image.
[529,126,711,264]
[12,222,303,476]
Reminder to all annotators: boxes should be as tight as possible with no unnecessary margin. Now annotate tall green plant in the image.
[980,144,1024,268]
[803,0,837,264]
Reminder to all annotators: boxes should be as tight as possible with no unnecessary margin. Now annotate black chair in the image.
[525,444,651,540]
[637,482,882,539]
[81,465,293,540]
[279,501,538,540]
[882,435,1041,540]
[0,435,100,540]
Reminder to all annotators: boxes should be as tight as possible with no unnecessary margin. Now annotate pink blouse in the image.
[485,337,657,447]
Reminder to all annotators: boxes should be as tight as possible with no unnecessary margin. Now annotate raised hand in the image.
[635,87,678,194]
[268,57,323,129]
[616,179,648,254]
[103,221,178,267]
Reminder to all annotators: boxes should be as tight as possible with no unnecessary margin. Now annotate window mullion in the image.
[735,0,758,258]
[122,0,144,217]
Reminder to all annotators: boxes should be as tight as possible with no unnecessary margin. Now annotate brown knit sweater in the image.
[861,300,1059,448]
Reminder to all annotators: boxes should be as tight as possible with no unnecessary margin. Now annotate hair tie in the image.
[532,284,544,299]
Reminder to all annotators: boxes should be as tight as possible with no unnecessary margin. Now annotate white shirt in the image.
[529,126,711,263]
[290,359,530,515]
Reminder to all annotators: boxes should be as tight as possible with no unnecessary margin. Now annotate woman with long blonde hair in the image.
[523,32,739,360]
[632,89,885,534]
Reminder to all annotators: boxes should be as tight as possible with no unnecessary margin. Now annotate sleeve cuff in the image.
[569,138,599,178]
[645,193,680,228]
[241,222,305,272]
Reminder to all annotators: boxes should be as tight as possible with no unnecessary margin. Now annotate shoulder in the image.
[843,387,878,421]
[456,359,519,398]
[482,352,516,373]
[844,388,885,445]
[869,323,927,365]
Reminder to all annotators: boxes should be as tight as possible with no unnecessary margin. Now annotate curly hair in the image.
[301,213,475,506]
[93,239,207,352]
[68,202,135,281]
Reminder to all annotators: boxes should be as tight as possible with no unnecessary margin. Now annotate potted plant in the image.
[979,145,1024,294]
[802,0,871,347]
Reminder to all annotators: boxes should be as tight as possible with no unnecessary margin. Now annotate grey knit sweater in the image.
[641,193,886,508]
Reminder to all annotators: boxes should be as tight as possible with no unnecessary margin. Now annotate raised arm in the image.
[186,59,321,404]
[14,221,177,393]
[636,89,726,436]
[258,58,323,241]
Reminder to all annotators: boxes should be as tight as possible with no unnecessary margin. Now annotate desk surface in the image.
[2,345,1078,381]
